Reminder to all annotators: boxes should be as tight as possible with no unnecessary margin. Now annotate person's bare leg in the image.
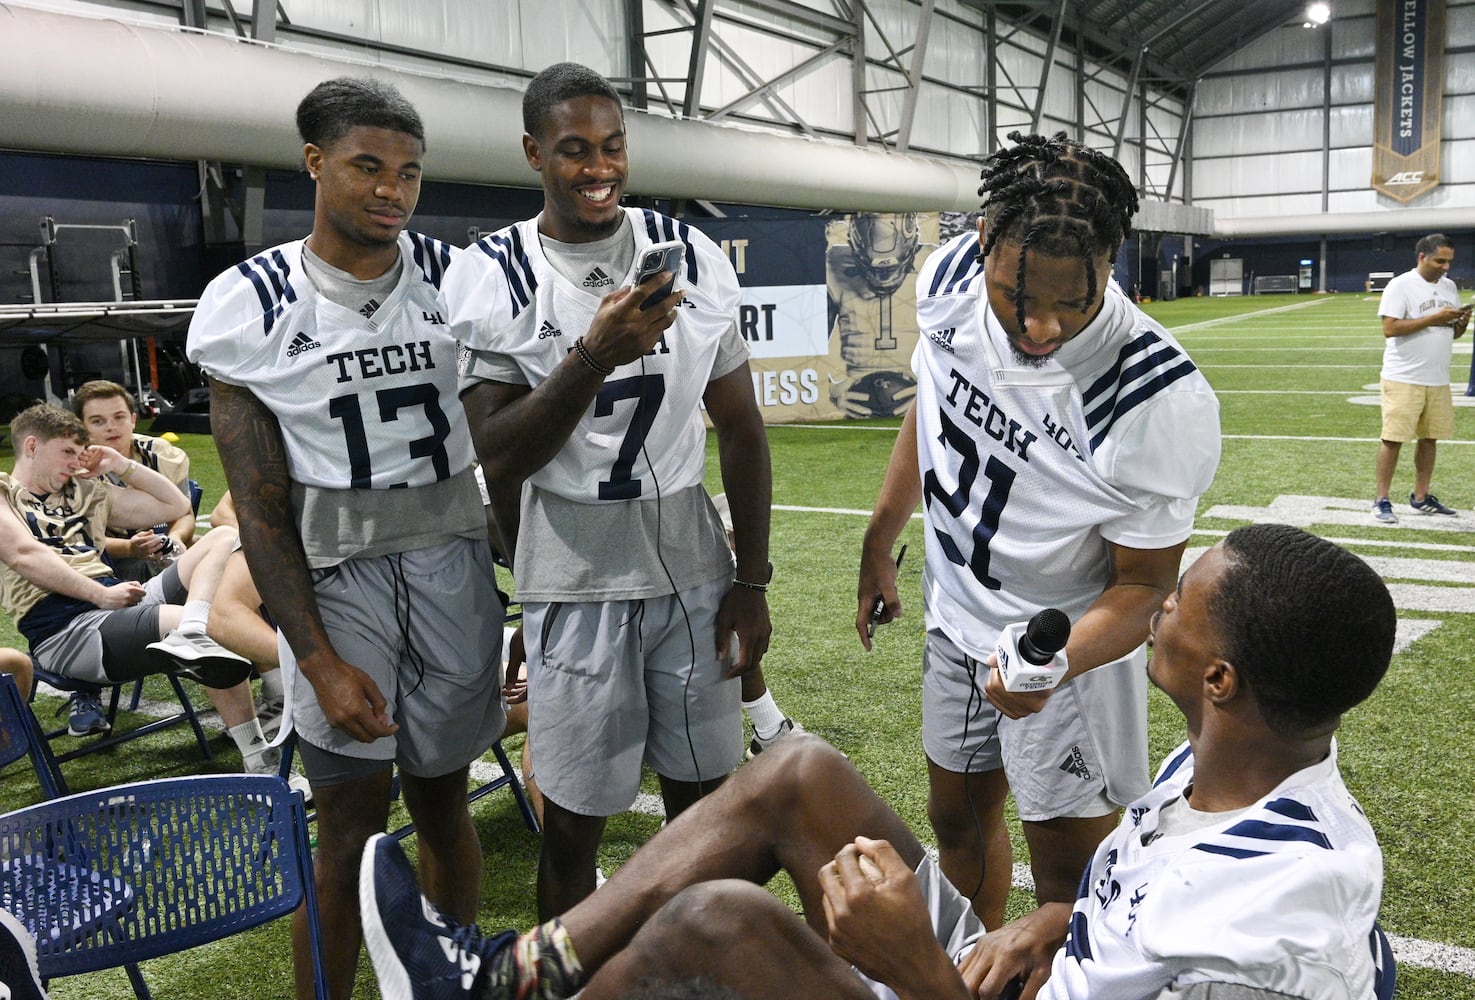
[200,677,257,729]
[581,881,873,1000]
[173,524,238,600]
[295,766,393,1000]
[657,772,726,822]
[560,734,925,972]
[1412,437,1437,501]
[0,648,34,700]
[1022,812,1119,906]
[1374,439,1402,500]
[925,760,1012,928]
[539,799,608,919]
[400,766,481,923]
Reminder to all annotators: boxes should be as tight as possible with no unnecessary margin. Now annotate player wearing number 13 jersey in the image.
[859,132,1220,930]
[455,63,772,921]
[188,78,505,1000]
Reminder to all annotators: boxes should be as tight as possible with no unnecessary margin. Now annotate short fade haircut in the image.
[12,403,87,447]
[1212,524,1394,737]
[522,62,622,139]
[1415,233,1453,257]
[296,77,425,151]
[72,379,134,417]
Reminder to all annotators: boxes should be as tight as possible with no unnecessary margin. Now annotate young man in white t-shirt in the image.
[1371,233,1469,523]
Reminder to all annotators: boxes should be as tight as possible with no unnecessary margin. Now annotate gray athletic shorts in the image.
[30,567,182,685]
[921,628,1149,821]
[524,574,743,816]
[281,538,506,783]
[858,852,984,1000]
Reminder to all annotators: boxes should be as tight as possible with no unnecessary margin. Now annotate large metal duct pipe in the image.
[0,4,982,213]
[1215,207,1475,238]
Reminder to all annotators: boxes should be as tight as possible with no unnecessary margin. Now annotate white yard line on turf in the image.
[1164,298,1332,332]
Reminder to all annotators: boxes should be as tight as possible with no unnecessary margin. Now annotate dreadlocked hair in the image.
[978,131,1139,339]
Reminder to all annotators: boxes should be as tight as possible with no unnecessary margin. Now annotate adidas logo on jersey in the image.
[538,321,563,340]
[1059,746,1092,781]
[286,331,323,358]
[927,327,957,353]
[582,266,614,289]
[359,298,382,319]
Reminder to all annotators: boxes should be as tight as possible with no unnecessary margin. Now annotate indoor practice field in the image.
[3,291,1472,999]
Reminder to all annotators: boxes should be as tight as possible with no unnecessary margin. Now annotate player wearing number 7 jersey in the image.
[187,78,506,1000]
[858,131,1220,931]
[453,62,772,922]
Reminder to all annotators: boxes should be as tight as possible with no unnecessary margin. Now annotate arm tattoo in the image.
[209,378,336,665]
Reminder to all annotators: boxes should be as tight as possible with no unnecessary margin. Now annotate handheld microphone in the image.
[995,608,1071,693]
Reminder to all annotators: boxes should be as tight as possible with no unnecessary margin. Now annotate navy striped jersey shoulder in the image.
[234,247,298,337]
[922,232,984,299]
[473,223,540,321]
[1191,797,1334,861]
[1080,324,1201,452]
[640,208,701,287]
[406,232,454,289]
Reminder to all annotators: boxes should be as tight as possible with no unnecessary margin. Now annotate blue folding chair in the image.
[0,673,67,800]
[31,659,215,769]
[0,773,327,1000]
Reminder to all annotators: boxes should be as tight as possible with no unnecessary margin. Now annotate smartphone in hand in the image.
[635,240,685,311]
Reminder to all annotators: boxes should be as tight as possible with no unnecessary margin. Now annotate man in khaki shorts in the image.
[1371,233,1469,524]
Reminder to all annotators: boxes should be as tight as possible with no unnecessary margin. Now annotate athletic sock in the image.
[228,719,272,771]
[177,599,211,635]
[484,917,585,999]
[259,666,284,703]
[744,690,787,740]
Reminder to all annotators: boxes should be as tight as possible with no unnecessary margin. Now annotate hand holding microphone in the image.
[994,608,1071,694]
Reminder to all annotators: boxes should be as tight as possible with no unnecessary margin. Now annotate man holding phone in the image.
[450,62,772,919]
[1370,233,1467,522]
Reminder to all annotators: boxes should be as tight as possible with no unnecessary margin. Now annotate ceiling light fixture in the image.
[1304,2,1331,26]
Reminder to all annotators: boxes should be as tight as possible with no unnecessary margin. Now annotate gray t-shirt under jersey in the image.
[293,245,485,568]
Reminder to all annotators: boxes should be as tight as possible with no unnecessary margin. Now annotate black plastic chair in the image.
[0,773,327,1000]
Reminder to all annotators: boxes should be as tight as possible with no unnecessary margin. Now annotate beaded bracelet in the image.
[573,337,614,377]
[732,561,775,592]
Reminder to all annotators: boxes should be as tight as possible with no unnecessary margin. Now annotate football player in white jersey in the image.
[453,62,772,919]
[187,78,505,1000]
[360,524,1393,1000]
[856,132,1221,929]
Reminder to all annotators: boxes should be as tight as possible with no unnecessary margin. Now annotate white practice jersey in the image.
[1043,741,1385,999]
[187,233,473,490]
[453,207,742,503]
[913,233,1220,659]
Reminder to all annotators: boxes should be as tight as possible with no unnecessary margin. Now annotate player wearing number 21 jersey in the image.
[913,232,1220,660]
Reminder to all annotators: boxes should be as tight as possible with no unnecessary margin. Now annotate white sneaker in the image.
[244,746,313,803]
[147,627,251,667]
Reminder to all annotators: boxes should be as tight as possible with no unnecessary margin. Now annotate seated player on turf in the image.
[361,523,1395,1000]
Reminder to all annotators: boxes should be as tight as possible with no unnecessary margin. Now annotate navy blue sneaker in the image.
[360,833,516,1000]
[64,691,110,737]
[1410,492,1457,516]
[0,907,47,1000]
